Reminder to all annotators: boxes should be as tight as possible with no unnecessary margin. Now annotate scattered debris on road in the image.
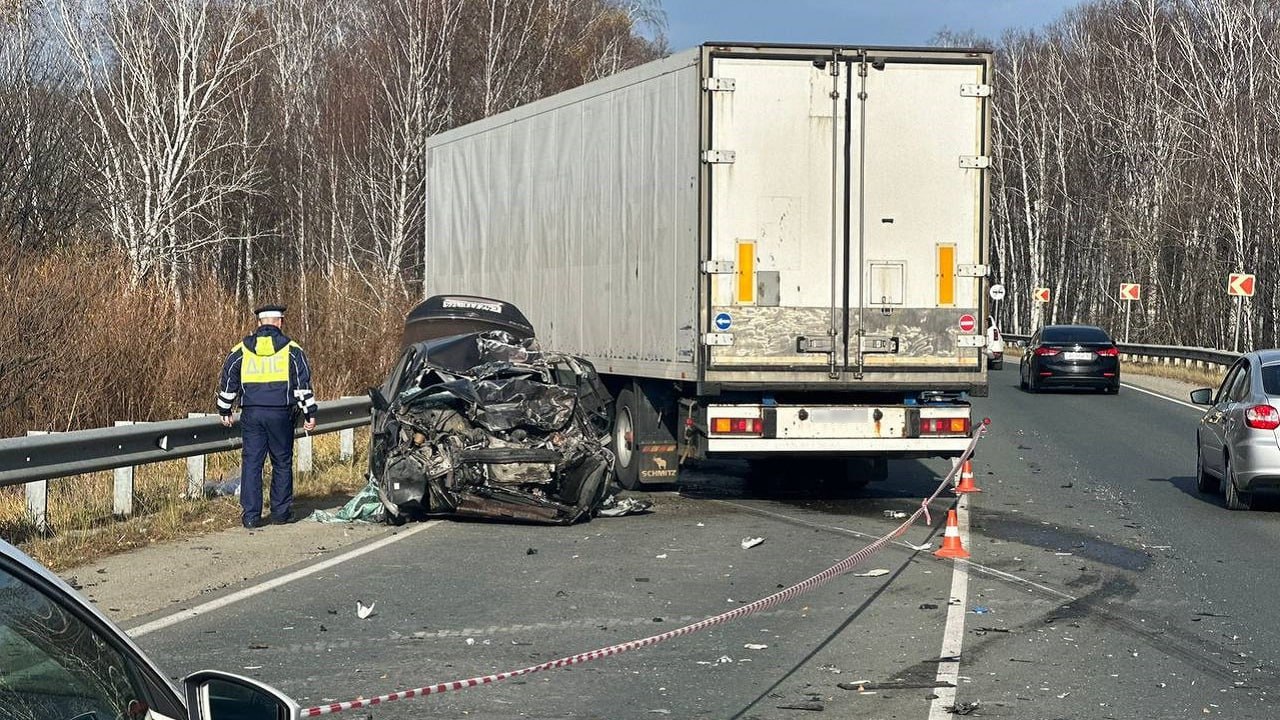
[851,568,890,577]
[776,701,825,711]
[356,601,375,619]
[743,643,769,650]
[598,496,654,517]
[839,680,956,692]
[741,537,765,549]
[946,700,981,715]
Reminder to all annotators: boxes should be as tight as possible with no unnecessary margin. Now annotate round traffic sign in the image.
[714,312,732,331]
[959,314,976,333]
[989,283,1006,301]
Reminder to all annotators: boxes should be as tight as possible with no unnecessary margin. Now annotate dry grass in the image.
[0,248,411,438]
[0,431,371,572]
[1120,360,1226,389]
[0,249,408,569]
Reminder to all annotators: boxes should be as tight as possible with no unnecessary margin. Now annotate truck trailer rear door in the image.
[850,57,989,375]
[703,50,989,381]
[703,55,848,376]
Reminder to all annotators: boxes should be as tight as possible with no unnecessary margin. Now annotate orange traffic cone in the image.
[953,460,981,494]
[934,508,970,559]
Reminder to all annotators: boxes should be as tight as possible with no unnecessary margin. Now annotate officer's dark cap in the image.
[254,304,287,320]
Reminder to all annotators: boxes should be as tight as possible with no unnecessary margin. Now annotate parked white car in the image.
[986,318,1005,370]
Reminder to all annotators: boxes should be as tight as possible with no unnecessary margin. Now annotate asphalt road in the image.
[127,367,1280,719]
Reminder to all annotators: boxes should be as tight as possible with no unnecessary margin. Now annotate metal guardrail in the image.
[0,397,373,488]
[1003,334,1239,367]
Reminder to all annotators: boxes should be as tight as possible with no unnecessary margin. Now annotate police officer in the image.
[216,305,317,529]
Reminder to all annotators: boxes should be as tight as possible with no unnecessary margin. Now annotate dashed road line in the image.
[127,521,440,638]
[927,493,971,720]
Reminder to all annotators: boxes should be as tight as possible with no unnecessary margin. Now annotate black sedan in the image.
[1019,324,1120,394]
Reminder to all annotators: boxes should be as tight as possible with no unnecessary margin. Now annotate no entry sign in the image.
[959,314,976,332]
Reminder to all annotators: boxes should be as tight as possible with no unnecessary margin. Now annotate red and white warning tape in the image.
[300,419,990,716]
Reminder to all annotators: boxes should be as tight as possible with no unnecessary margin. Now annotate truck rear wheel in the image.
[612,388,642,490]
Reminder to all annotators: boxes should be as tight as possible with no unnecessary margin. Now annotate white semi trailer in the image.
[423,43,993,489]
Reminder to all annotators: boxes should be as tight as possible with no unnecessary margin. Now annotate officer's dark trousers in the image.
[240,406,294,524]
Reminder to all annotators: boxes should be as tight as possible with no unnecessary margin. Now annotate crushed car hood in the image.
[369,329,622,525]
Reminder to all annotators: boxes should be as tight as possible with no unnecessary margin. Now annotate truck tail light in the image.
[1034,347,1060,356]
[920,417,970,436]
[711,417,763,435]
[1096,347,1119,357]
[1245,404,1280,430]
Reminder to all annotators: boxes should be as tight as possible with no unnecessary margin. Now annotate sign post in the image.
[1119,283,1140,343]
[988,283,1005,333]
[1228,273,1255,353]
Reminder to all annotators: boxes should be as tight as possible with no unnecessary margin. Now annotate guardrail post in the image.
[339,395,357,463]
[297,433,313,474]
[113,421,135,517]
[186,413,208,499]
[339,427,354,462]
[25,431,49,534]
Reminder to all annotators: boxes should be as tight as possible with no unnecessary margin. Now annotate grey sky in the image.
[659,0,1087,50]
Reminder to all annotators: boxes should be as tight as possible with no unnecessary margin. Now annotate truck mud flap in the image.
[638,443,679,482]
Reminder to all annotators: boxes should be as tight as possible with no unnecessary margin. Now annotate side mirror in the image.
[1189,388,1214,406]
[368,387,392,412]
[184,670,301,720]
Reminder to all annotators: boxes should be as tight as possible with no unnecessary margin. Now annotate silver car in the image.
[0,537,304,719]
[1191,350,1280,510]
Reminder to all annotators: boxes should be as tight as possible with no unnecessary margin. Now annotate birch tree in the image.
[55,0,270,296]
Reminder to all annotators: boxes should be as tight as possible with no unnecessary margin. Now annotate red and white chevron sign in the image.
[1228,273,1255,297]
[1119,283,1140,301]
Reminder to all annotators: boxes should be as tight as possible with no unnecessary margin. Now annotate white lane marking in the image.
[128,521,440,638]
[1120,381,1204,411]
[927,494,971,720]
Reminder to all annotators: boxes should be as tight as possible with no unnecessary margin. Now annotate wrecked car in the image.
[368,295,617,525]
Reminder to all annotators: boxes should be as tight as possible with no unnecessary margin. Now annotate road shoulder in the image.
[61,518,389,623]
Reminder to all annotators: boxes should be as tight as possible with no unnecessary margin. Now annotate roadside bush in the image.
[0,249,411,436]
